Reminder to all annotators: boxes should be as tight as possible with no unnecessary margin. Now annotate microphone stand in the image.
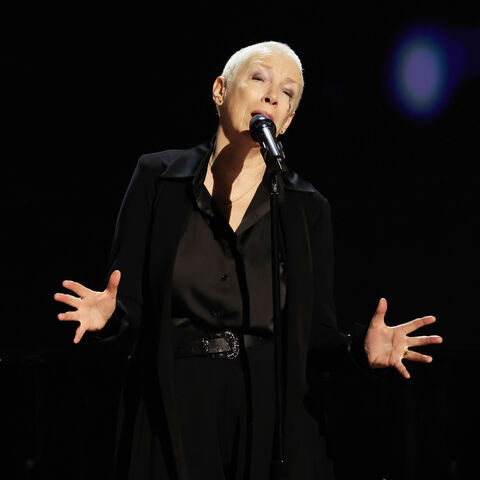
[259,141,288,480]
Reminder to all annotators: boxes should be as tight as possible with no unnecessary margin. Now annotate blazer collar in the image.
[158,136,214,179]
[158,134,318,194]
[283,170,318,193]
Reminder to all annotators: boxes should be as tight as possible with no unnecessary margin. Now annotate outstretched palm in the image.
[364,298,443,379]
[54,270,121,343]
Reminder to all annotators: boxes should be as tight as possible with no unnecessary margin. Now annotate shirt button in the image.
[220,273,229,281]
[212,309,223,318]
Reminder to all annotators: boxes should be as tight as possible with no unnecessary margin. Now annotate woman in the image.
[54,41,442,479]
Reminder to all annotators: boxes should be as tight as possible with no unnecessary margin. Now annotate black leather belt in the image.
[176,330,270,360]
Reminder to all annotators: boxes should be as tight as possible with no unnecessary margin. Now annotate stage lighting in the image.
[385,24,466,122]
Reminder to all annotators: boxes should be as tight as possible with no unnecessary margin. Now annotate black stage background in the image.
[2,5,479,479]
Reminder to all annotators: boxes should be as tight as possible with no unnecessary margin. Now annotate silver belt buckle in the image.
[216,330,240,359]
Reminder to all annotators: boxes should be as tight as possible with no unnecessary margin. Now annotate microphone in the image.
[249,114,284,165]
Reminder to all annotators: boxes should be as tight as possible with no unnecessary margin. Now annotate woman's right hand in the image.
[54,270,121,343]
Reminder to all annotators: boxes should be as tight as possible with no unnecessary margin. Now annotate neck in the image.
[203,125,267,222]
[209,125,266,183]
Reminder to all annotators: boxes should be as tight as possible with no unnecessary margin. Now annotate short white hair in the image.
[220,41,304,111]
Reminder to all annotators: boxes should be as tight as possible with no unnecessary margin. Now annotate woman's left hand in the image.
[364,298,443,379]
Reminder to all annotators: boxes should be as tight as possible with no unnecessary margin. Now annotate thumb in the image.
[106,270,121,296]
[371,297,388,327]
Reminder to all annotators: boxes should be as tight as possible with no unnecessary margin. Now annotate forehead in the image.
[239,50,303,85]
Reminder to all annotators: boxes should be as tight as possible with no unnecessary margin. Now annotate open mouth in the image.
[250,110,274,122]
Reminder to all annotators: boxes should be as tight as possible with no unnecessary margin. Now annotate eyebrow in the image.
[250,62,300,86]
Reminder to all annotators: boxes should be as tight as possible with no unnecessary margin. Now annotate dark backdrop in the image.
[2,5,479,479]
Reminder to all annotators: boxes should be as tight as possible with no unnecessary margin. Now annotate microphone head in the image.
[249,113,277,143]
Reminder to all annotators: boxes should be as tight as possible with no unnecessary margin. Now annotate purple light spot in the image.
[384,24,464,121]
[404,47,439,99]
[398,40,443,113]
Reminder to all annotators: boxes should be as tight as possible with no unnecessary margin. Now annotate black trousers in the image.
[174,340,276,480]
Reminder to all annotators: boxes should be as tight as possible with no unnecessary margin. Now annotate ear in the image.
[212,76,227,106]
[278,111,295,136]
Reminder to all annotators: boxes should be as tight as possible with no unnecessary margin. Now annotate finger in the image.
[404,350,433,364]
[407,335,443,348]
[62,280,89,298]
[73,325,86,344]
[58,311,79,322]
[395,360,411,379]
[106,270,121,296]
[54,293,81,308]
[370,297,388,327]
[404,316,436,334]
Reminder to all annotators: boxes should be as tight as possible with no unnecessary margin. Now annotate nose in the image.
[263,86,279,106]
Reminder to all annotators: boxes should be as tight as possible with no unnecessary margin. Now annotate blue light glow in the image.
[386,24,466,122]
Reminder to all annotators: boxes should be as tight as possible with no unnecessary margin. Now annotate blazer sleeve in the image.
[90,154,161,349]
[309,196,347,353]
[309,195,372,373]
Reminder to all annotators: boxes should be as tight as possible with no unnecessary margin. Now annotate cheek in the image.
[235,83,261,107]
[278,115,293,133]
[226,89,253,123]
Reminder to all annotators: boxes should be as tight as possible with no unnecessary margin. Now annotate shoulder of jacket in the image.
[283,169,328,206]
[136,141,211,178]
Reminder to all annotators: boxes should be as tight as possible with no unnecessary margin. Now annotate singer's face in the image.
[213,50,302,140]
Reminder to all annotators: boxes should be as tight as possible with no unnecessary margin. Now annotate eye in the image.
[283,90,293,98]
[252,74,264,81]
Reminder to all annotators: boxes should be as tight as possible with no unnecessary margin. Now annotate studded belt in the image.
[175,330,270,360]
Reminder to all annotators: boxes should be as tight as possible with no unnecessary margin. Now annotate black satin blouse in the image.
[171,149,286,336]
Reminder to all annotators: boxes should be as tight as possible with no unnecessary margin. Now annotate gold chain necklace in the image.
[225,175,264,205]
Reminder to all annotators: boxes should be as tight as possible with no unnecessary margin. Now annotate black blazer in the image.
[103,138,356,479]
